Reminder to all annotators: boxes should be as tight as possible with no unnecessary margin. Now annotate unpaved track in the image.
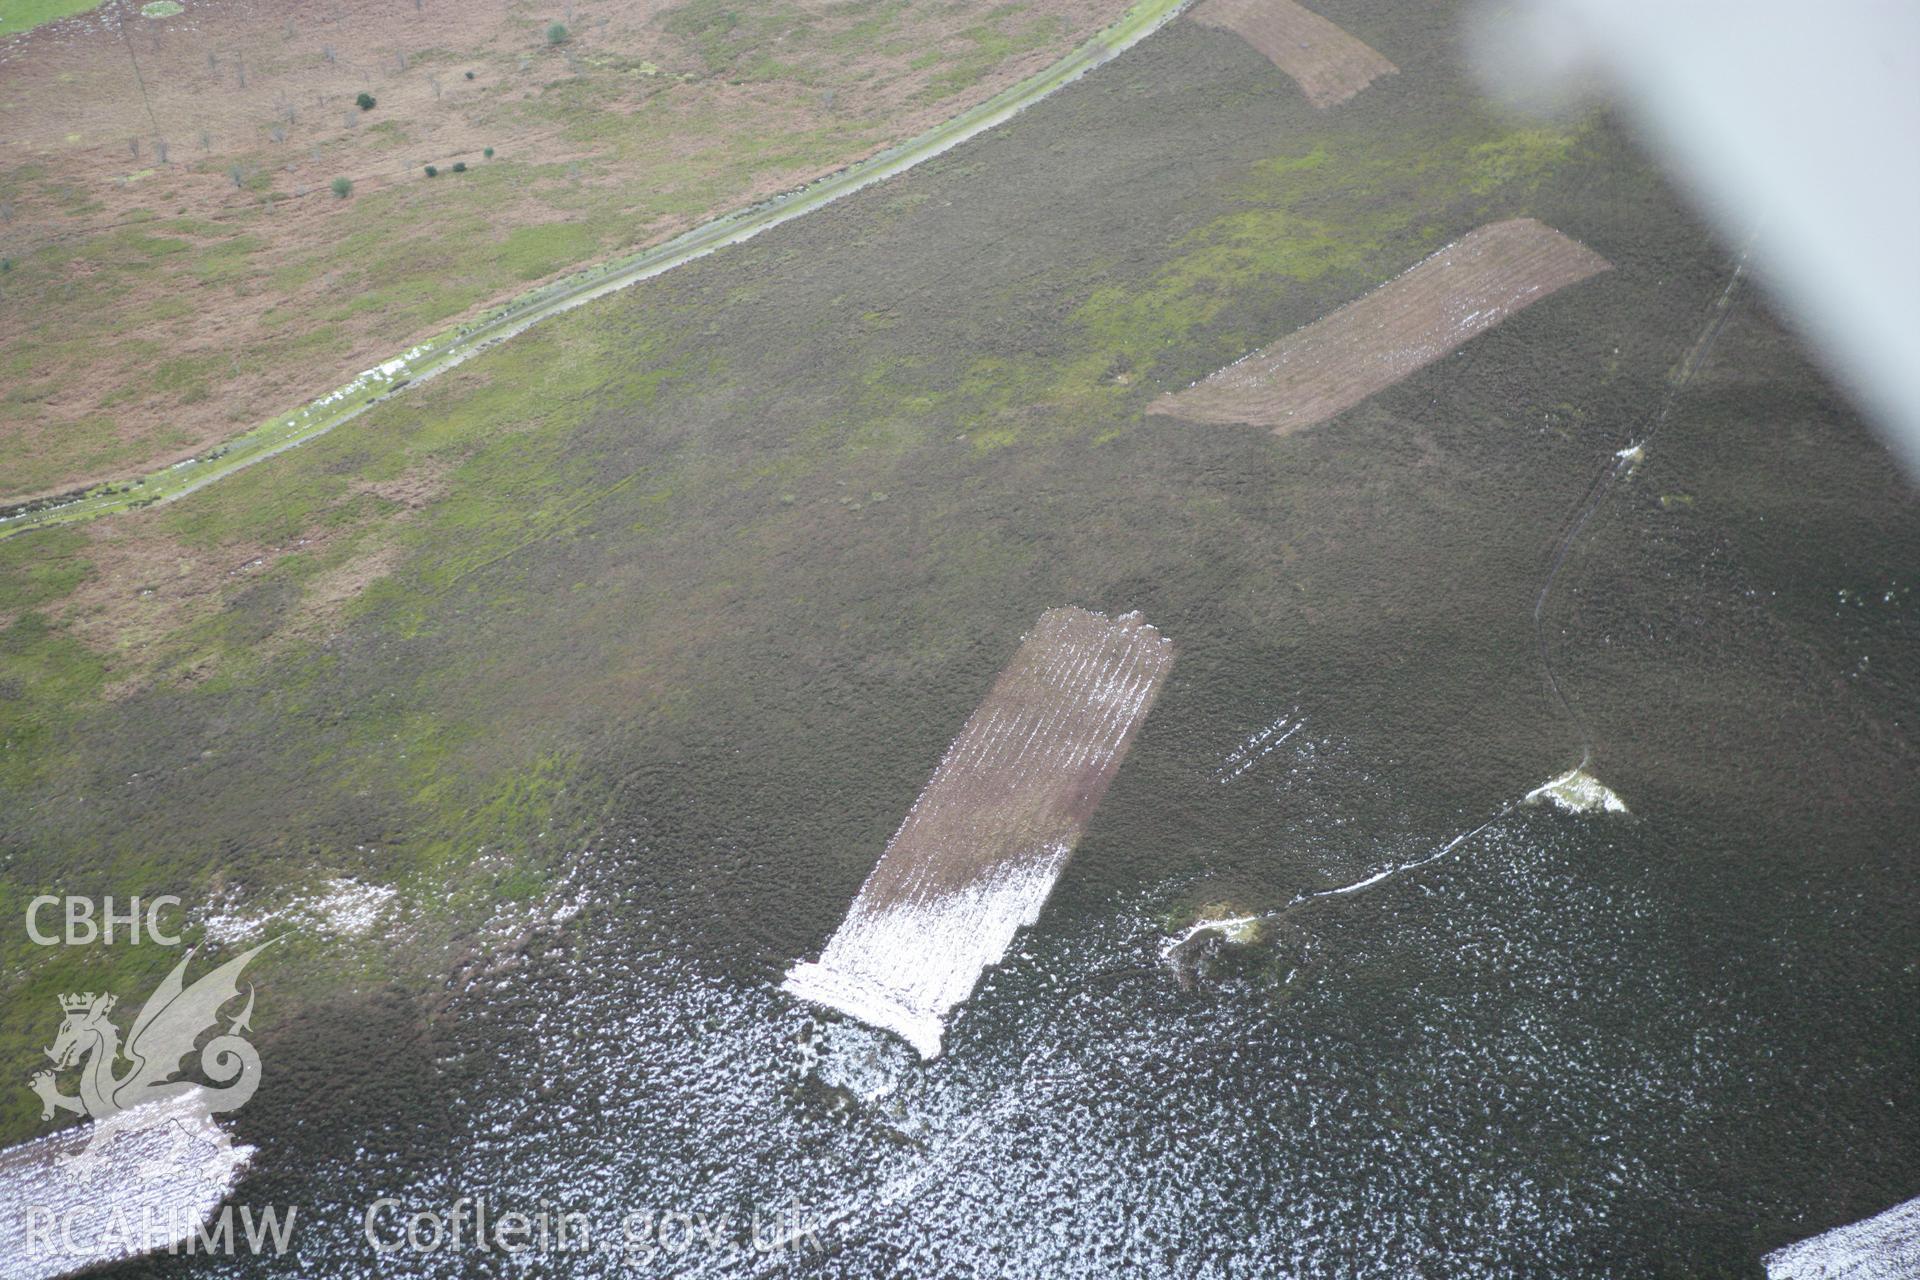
[1152,217,1611,434]
[0,0,1189,541]
[1187,0,1394,108]
[784,607,1173,1058]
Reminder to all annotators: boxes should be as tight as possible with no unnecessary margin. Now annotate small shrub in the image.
[546,21,568,44]
[483,146,494,159]
[331,176,352,198]
[355,91,376,111]
[424,164,438,177]
[451,161,467,173]
[465,70,476,80]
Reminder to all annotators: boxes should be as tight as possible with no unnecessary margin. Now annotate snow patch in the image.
[1525,767,1628,814]
[0,1089,253,1280]
[1161,912,1263,959]
[200,877,397,944]
[1764,1194,1920,1280]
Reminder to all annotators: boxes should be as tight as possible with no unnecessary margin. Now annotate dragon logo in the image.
[28,943,269,1167]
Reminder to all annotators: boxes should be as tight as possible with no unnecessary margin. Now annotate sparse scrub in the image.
[331,176,353,198]
[546,21,569,44]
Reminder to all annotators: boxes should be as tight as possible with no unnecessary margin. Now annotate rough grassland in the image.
[0,0,1122,502]
[0,0,1187,536]
[1151,217,1611,433]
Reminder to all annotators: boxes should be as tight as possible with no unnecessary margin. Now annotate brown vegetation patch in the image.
[1186,0,1394,108]
[1152,218,1611,435]
[53,459,446,694]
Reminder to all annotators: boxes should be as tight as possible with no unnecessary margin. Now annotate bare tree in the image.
[235,56,246,88]
[229,163,246,188]
[270,124,287,143]
[396,51,408,72]
[207,50,219,73]
[429,74,442,99]
[155,138,170,164]
[323,44,336,64]
[128,137,140,160]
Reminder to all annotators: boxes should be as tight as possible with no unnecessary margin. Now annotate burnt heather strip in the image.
[783,608,1174,1058]
[1186,0,1396,108]
[1152,217,1612,435]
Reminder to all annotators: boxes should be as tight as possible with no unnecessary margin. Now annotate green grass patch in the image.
[152,353,222,404]
[0,0,104,37]
[920,11,1062,101]
[499,222,602,281]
